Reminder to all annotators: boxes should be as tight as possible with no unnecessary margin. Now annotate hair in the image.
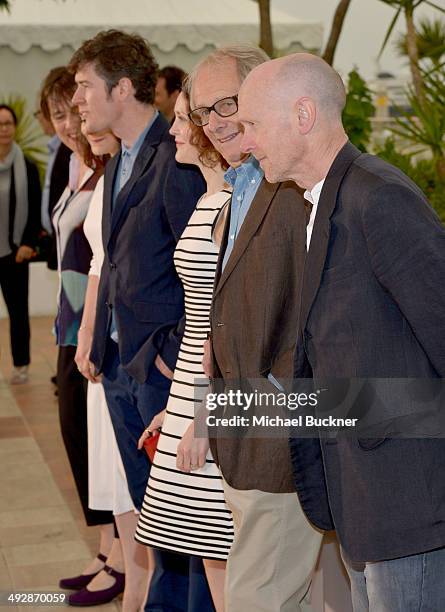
[78,132,103,170]
[188,43,270,102]
[158,65,186,95]
[182,77,228,171]
[68,29,158,105]
[38,66,99,169]
[39,66,76,122]
[0,104,17,125]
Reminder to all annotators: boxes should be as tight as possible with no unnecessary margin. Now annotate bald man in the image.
[239,54,445,612]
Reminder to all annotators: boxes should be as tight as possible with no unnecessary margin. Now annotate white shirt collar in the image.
[304,178,325,207]
[305,178,326,251]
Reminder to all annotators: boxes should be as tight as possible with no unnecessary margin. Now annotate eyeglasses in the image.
[0,121,15,129]
[188,95,238,127]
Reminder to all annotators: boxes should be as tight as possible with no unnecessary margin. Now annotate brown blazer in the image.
[209,179,307,493]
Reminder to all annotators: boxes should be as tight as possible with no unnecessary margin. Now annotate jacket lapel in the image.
[108,114,170,245]
[102,153,118,250]
[299,141,362,332]
[214,179,280,298]
[213,200,232,294]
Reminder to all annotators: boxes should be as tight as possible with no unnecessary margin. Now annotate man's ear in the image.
[295,97,316,134]
[115,77,135,101]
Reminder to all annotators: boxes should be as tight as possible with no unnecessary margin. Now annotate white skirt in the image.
[87,381,134,515]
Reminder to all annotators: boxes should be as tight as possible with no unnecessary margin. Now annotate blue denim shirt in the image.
[222,156,264,271]
[112,110,159,206]
[110,111,159,341]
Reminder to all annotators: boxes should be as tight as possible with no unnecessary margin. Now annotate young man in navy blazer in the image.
[70,30,213,612]
[239,54,445,611]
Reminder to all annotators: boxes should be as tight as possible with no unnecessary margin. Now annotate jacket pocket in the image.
[322,263,357,284]
[357,437,387,450]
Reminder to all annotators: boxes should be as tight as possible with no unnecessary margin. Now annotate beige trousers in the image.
[222,480,323,612]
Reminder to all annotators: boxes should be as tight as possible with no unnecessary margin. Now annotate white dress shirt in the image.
[304,178,325,251]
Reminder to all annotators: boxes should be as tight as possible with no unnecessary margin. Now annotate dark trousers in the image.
[0,254,30,367]
[146,552,215,612]
[57,345,113,527]
[101,338,171,509]
[102,340,215,612]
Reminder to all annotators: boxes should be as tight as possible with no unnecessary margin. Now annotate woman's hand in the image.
[15,245,35,263]
[75,327,101,383]
[177,421,209,472]
[137,409,166,449]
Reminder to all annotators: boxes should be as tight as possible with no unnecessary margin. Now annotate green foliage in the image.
[390,66,445,179]
[377,1,445,59]
[342,69,375,152]
[376,137,445,222]
[392,83,444,159]
[374,4,445,221]
[395,17,445,68]
[0,94,47,183]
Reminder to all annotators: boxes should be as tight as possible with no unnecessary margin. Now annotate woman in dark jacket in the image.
[0,104,41,384]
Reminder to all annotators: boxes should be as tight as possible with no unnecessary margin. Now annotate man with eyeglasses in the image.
[184,45,323,612]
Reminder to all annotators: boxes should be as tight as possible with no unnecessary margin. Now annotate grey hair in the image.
[188,43,270,104]
[181,73,193,100]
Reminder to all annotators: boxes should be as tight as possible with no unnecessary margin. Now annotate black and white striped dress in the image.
[135,190,234,560]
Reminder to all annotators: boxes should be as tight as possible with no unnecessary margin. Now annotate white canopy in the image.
[0,0,322,54]
[0,0,322,154]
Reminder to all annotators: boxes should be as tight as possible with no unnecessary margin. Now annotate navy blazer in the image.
[291,142,445,563]
[90,113,205,383]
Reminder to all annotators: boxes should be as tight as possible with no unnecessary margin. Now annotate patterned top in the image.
[53,165,102,346]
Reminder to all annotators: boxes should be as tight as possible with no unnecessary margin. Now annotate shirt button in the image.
[236,195,242,201]
[230,234,235,240]
[251,179,256,184]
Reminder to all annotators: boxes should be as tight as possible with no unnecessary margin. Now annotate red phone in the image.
[143,430,160,462]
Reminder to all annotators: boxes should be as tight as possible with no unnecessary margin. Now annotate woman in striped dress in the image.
[135,89,233,610]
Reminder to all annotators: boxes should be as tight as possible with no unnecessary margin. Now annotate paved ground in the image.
[0,316,121,611]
